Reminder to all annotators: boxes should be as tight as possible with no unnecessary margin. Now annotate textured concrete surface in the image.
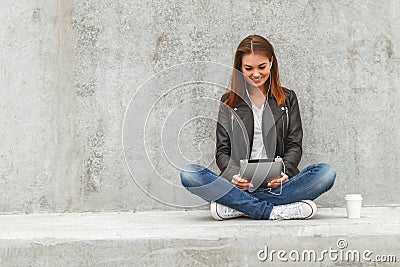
[0,207,399,266]
[1,0,400,213]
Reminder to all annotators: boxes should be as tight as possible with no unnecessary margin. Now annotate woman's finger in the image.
[236,177,249,184]
[236,180,252,189]
[267,174,289,187]
[270,174,288,184]
[231,173,242,184]
[236,182,251,188]
[238,184,252,190]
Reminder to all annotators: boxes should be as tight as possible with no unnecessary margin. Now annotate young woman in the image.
[180,35,336,220]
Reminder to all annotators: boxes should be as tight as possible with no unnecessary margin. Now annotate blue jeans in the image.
[180,163,336,220]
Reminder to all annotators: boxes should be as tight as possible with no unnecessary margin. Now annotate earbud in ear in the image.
[270,62,273,69]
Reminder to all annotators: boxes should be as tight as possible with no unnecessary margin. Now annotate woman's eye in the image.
[245,67,265,71]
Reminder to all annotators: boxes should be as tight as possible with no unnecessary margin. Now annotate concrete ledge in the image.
[1,207,399,266]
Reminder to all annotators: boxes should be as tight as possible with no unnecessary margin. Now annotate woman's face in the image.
[241,53,272,91]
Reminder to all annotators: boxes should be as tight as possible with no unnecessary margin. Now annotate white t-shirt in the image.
[250,103,267,159]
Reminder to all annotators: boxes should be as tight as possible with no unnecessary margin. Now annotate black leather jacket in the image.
[215,87,303,182]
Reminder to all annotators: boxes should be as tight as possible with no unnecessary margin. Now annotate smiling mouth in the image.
[252,77,262,83]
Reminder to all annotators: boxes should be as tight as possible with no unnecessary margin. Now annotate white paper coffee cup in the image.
[345,194,363,218]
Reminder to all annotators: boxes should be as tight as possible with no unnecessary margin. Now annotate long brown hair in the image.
[225,35,286,107]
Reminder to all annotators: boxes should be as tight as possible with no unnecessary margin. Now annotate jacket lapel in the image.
[262,97,286,158]
[235,101,254,148]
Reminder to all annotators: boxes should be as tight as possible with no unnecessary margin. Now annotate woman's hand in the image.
[267,172,289,188]
[231,173,253,190]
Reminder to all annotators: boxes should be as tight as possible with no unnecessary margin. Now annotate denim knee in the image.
[180,164,205,188]
[317,163,336,190]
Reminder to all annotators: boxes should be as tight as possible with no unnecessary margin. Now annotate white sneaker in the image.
[269,200,317,220]
[210,202,245,220]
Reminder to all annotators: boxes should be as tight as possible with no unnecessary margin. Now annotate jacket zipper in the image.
[280,106,289,155]
[285,106,289,130]
[231,109,235,132]
[282,113,285,153]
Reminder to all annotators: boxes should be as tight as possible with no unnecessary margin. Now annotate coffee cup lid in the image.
[345,194,363,200]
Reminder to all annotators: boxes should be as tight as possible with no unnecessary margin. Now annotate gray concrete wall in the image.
[1,0,399,213]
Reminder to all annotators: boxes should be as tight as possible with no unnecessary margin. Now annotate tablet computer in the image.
[239,158,283,189]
